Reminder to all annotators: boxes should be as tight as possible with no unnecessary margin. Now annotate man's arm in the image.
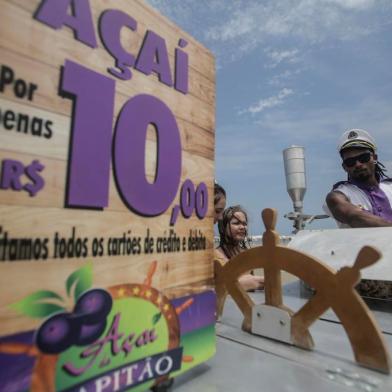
[239,274,264,291]
[326,191,392,228]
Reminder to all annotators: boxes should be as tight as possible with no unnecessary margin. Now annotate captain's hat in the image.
[338,128,377,153]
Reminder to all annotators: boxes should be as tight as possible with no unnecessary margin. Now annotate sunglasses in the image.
[343,152,372,168]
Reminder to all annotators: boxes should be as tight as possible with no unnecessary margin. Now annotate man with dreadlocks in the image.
[325,128,392,299]
[326,128,392,228]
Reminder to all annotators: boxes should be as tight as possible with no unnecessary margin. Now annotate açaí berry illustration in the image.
[35,288,113,353]
[75,319,107,346]
[74,288,113,325]
[35,312,80,354]
[11,262,198,391]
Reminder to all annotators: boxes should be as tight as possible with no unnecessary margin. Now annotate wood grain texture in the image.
[0,204,213,238]
[0,255,214,335]
[0,63,215,159]
[0,0,215,337]
[0,136,214,213]
[0,1,215,131]
[7,0,215,83]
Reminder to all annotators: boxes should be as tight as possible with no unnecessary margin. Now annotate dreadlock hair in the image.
[214,182,226,206]
[218,205,250,260]
[375,161,390,182]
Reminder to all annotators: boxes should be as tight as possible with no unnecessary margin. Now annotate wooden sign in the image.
[0,1,216,390]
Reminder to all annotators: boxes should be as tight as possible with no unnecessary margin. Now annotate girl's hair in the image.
[214,183,226,206]
[218,205,249,259]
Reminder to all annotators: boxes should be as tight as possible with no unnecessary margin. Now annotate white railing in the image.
[214,235,292,247]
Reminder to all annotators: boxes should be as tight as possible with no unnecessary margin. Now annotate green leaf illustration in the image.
[152,312,162,325]
[11,290,65,318]
[66,263,93,302]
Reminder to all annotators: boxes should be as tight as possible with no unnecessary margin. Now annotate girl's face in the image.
[227,211,247,242]
[214,195,226,224]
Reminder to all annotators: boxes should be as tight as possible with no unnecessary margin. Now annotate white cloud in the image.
[325,0,376,10]
[252,96,392,152]
[268,68,304,86]
[218,96,392,186]
[240,88,294,115]
[264,49,300,68]
[146,0,392,68]
[204,0,392,62]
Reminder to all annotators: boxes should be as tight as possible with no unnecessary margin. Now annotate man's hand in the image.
[239,274,264,291]
[326,191,392,228]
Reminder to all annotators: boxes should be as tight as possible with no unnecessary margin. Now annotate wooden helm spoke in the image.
[353,246,381,271]
[291,293,328,350]
[262,208,277,231]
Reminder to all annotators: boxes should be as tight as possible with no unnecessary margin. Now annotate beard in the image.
[352,169,371,182]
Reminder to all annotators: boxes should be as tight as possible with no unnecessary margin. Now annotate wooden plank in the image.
[0,253,213,335]
[0,96,215,170]
[163,280,215,300]
[0,87,214,160]
[0,2,215,131]
[0,205,214,293]
[0,97,71,159]
[0,205,214,246]
[0,48,215,137]
[0,149,214,214]
[7,0,215,83]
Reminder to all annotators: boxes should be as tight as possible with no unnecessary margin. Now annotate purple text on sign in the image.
[34,0,189,94]
[0,159,45,197]
[99,9,137,81]
[60,60,115,209]
[180,179,195,219]
[34,0,97,48]
[113,94,182,216]
[135,30,173,87]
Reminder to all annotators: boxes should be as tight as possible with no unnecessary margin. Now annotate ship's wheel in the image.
[215,208,391,374]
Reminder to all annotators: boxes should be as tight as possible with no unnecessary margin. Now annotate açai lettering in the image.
[34,0,189,94]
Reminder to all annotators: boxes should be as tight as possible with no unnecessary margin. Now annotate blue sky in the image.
[146,0,392,235]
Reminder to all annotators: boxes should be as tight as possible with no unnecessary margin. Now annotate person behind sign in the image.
[215,205,264,291]
[325,128,392,228]
[325,128,392,299]
[214,182,226,224]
